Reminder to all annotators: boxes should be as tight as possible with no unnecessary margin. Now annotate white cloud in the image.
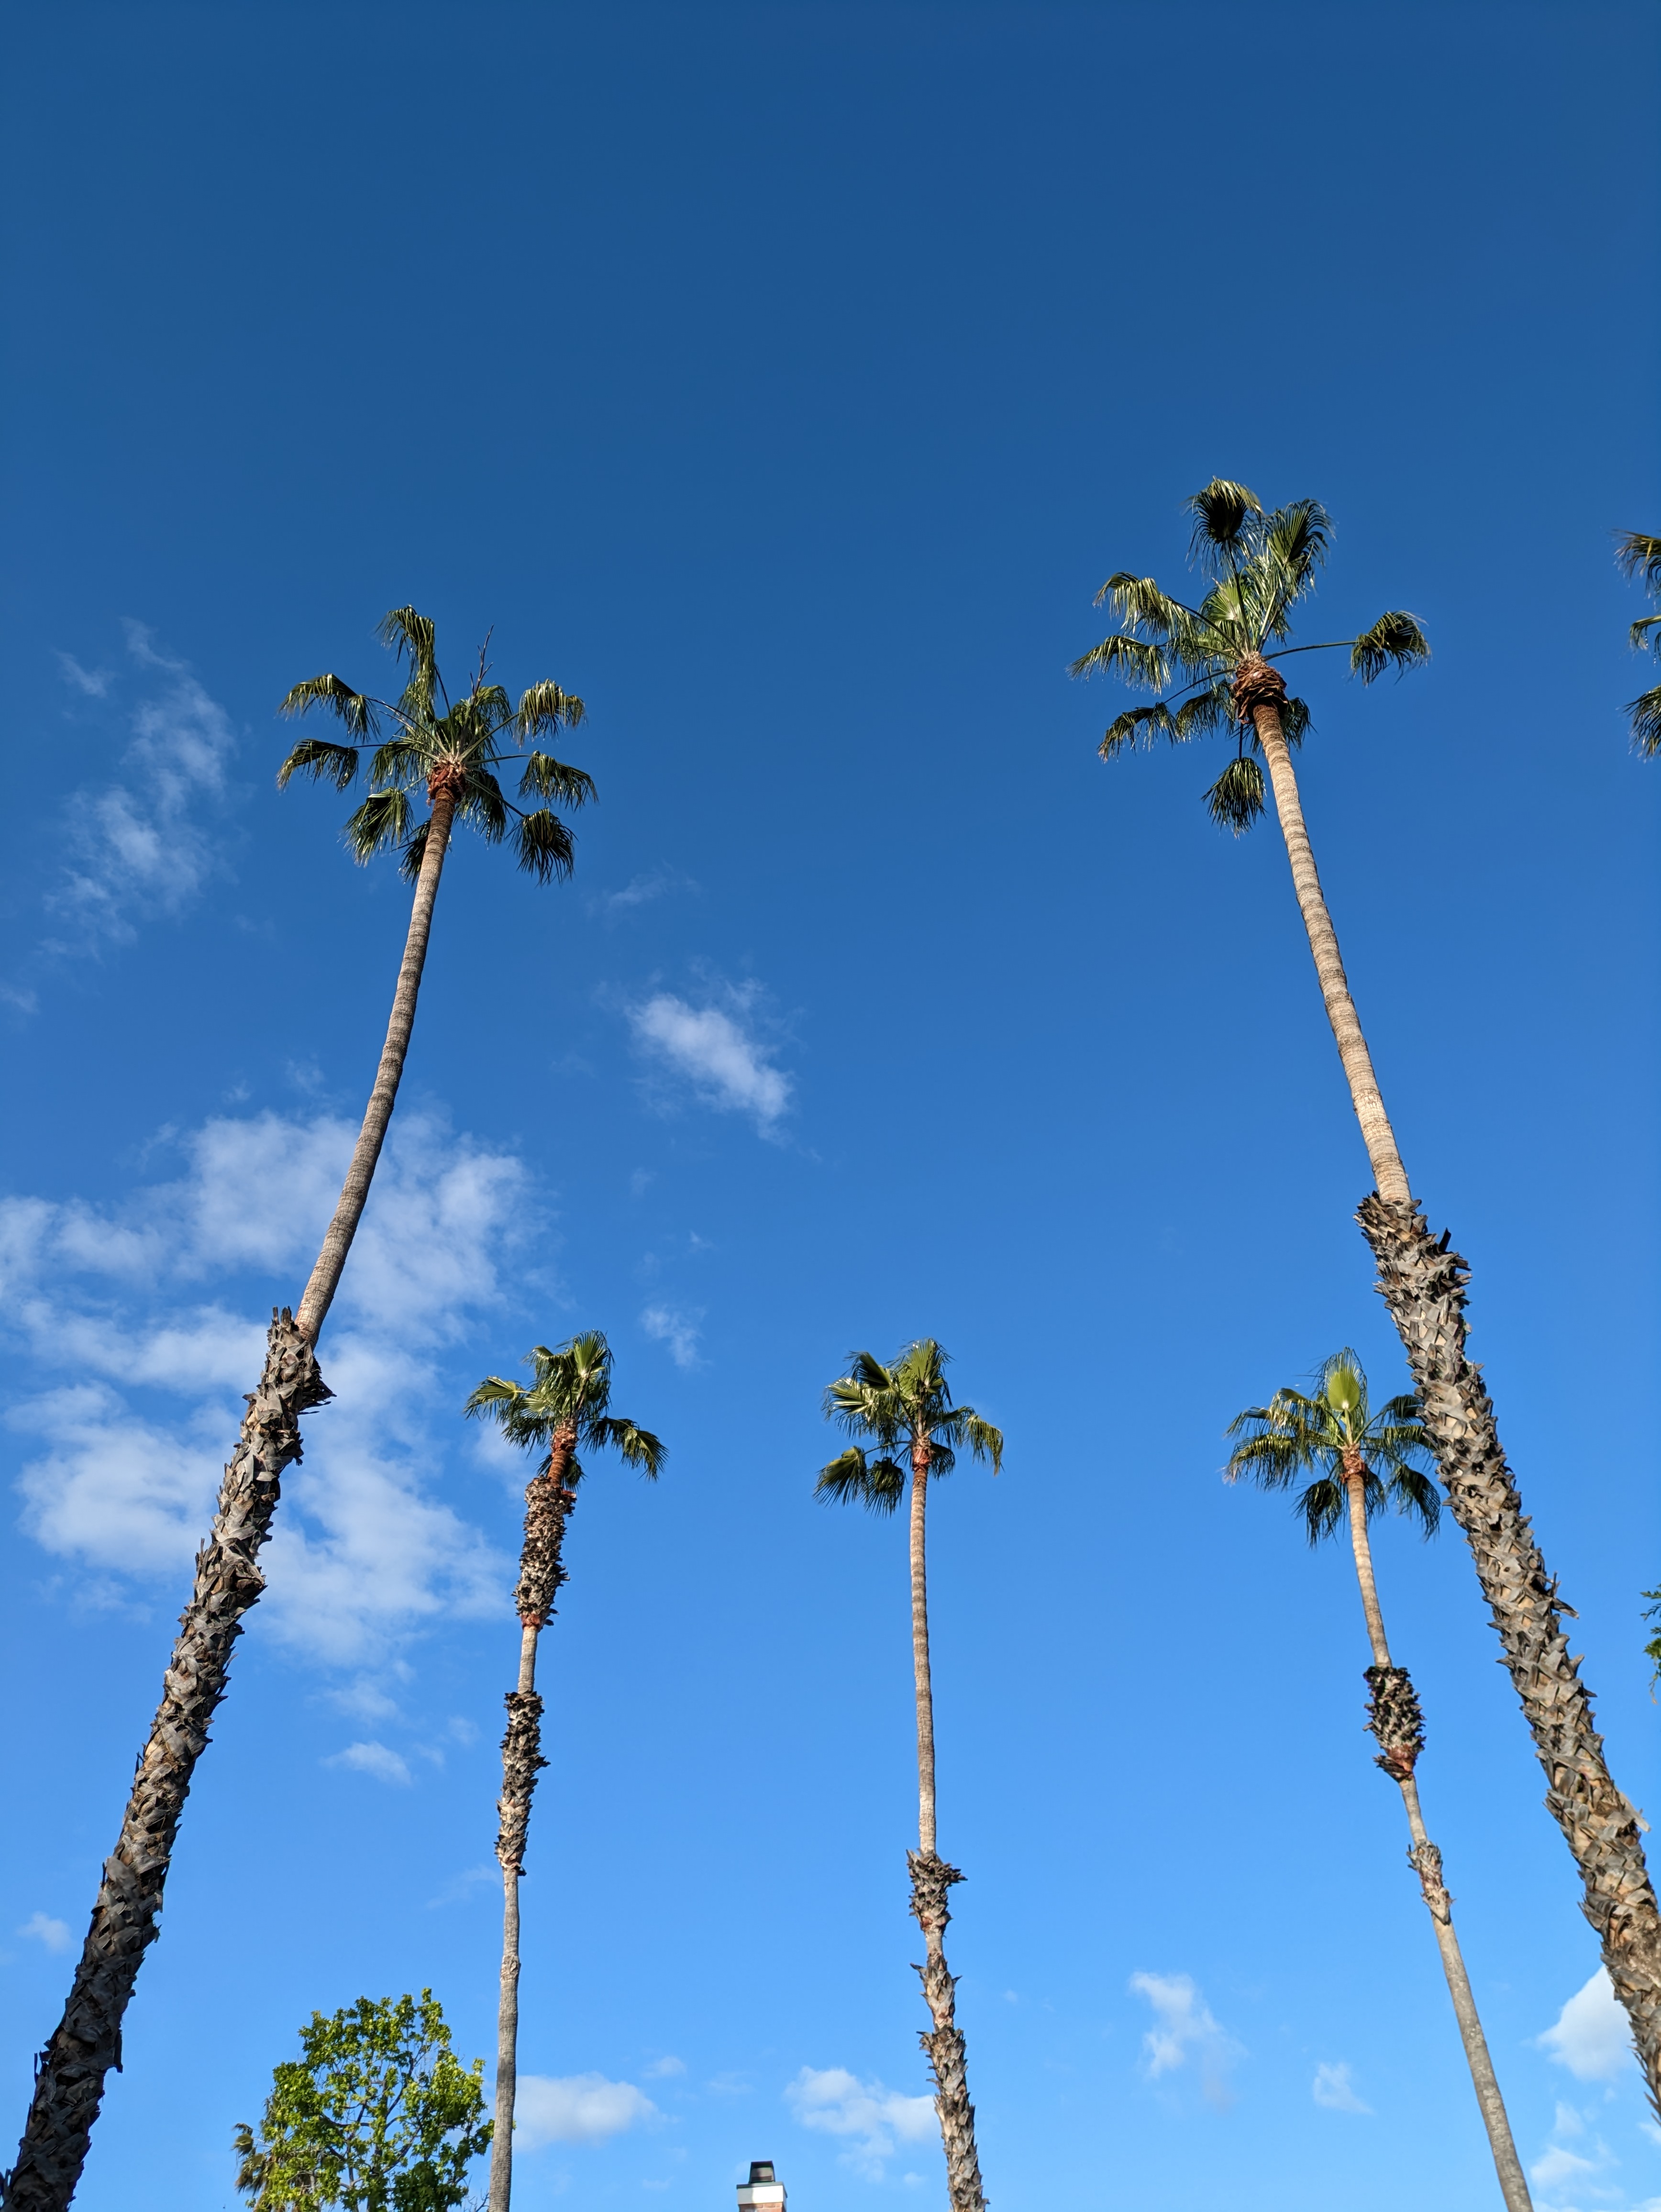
[1538,1970,1636,2082]
[1531,2143,1601,2189]
[595,869,696,915]
[643,2056,686,2079]
[1311,2061,1370,2113]
[1129,1972,1243,2108]
[785,2066,935,2181]
[641,1304,703,1371]
[326,1741,412,1786]
[627,986,792,1132]
[514,2074,657,2147]
[18,1913,72,1953]
[56,652,112,698]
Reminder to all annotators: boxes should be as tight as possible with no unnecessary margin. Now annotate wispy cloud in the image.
[593,868,698,916]
[56,652,112,698]
[514,2074,657,2147]
[326,1741,413,1787]
[627,982,793,1134]
[1129,1971,1243,2108]
[785,2066,936,2181]
[18,1913,72,1953]
[643,2056,686,2079]
[1538,1969,1636,2082]
[641,1304,704,1371]
[1311,2060,1370,2113]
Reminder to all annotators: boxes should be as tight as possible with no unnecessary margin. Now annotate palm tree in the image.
[1227,1351,1532,2212]
[466,1335,664,2212]
[1073,485,1661,2110]
[1615,531,1661,755]
[2,610,593,2212]
[817,1341,1002,2212]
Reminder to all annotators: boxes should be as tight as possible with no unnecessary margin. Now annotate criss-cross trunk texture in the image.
[906,1447,986,2212]
[1233,654,1661,2104]
[1359,1197,1661,2110]
[488,1451,575,2212]
[1344,1461,1532,2209]
[1,1316,332,2212]
[5,785,459,2210]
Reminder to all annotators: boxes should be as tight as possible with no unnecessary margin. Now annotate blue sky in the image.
[1,4,1658,2209]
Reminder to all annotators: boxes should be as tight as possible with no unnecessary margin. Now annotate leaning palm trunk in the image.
[907,1456,986,2212]
[1343,1465,1532,2211]
[2,795,458,2212]
[488,1449,575,2212]
[1236,653,1661,2109]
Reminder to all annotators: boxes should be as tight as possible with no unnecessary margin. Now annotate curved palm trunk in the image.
[906,1447,987,2212]
[1343,1464,1532,2210]
[487,1443,575,2212]
[1237,656,1661,2108]
[3,795,459,2212]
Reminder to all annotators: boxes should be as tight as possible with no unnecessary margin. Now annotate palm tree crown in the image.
[1070,480,1429,831]
[818,1341,1003,1503]
[278,604,593,880]
[1616,531,1661,756]
[1225,1349,1440,1545]
[466,1333,665,1486]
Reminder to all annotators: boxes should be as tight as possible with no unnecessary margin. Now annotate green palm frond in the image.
[458,771,509,844]
[1068,634,1172,690]
[1627,612,1661,657]
[1225,1351,1437,1545]
[275,736,363,791]
[1297,1474,1348,1546]
[466,1333,661,1484]
[1280,695,1311,746]
[345,787,412,864]
[514,809,576,882]
[1629,684,1661,757]
[398,819,432,884]
[1185,479,1263,574]
[519,753,598,807]
[1616,531,1661,595]
[366,735,430,789]
[588,1416,667,1477]
[1173,682,1236,740]
[1351,611,1431,683]
[1257,499,1332,633]
[518,681,588,737]
[376,606,439,720]
[278,673,378,738]
[816,1446,906,1512]
[1098,703,1180,760]
[1204,754,1266,833]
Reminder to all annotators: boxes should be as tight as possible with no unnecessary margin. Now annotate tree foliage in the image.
[1616,530,1661,757]
[1224,1349,1440,1547]
[233,1991,490,2212]
[817,1339,1003,1509]
[465,1330,665,1485]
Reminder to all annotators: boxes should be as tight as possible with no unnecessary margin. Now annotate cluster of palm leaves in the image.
[4,508,1657,2212]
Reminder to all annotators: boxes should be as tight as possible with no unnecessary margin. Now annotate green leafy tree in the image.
[817,1341,1001,2212]
[1073,483,1661,2110]
[465,1335,664,2212]
[1227,1353,1533,2212]
[4,611,590,2212]
[1616,531,1661,754]
[233,1991,491,2212]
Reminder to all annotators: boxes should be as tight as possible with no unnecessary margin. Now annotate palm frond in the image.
[1173,682,1235,740]
[1391,1467,1441,1536]
[464,1376,523,1418]
[459,771,509,844]
[957,1412,1004,1473]
[397,818,432,884]
[366,735,430,789]
[588,1416,666,1477]
[1097,702,1181,760]
[1068,633,1172,690]
[345,787,412,865]
[519,753,598,807]
[1257,498,1332,629]
[517,681,588,737]
[514,808,576,883]
[816,1447,905,1513]
[1627,612,1661,657]
[1351,611,1430,683]
[1204,754,1266,833]
[278,674,378,738]
[276,736,363,791]
[1628,683,1661,757]
[1615,531,1661,594]
[1298,1475,1348,1545]
[1185,479,1263,575]
[1280,695,1311,747]
[377,605,440,722]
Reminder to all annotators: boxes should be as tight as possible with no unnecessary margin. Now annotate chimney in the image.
[737,2162,785,2212]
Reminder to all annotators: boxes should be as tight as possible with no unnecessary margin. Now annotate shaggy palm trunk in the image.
[3,786,460,2212]
[1236,654,1661,2108]
[1343,1460,1532,2211]
[487,1443,574,2212]
[906,1444,987,2212]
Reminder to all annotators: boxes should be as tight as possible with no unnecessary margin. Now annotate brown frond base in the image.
[2,1313,331,2212]
[1365,1664,1426,1780]
[1359,1191,1661,2112]
[497,1692,549,1875]
[513,1478,575,1628]
[1230,651,1287,725]
[907,1852,986,2212]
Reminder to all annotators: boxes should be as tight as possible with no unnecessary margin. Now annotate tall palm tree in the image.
[1615,530,1661,755]
[2,609,593,2212]
[1227,1351,1532,2212]
[1073,485,1661,2109]
[466,1335,664,2212]
[817,1342,1002,2212]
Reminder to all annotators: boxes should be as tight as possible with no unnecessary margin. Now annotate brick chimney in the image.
[737,2162,785,2212]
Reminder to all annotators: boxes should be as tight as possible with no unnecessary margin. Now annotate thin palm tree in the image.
[1227,1350,1532,2212]
[466,1335,664,2212]
[817,1341,1002,2212]
[2,609,592,2212]
[1615,531,1661,755]
[1072,485,1661,2108]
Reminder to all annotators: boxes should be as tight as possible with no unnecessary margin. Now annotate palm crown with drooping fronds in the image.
[466,1332,665,1489]
[1070,481,1429,831]
[818,1341,1003,1507]
[1616,531,1661,757]
[1225,1349,1440,1545]
[278,605,593,881]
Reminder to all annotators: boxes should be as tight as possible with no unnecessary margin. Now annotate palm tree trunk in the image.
[0,1315,332,2212]
[905,1447,986,2212]
[1235,656,1661,2107]
[4,793,460,2212]
[1345,1469,1532,2210]
[487,1453,575,2212]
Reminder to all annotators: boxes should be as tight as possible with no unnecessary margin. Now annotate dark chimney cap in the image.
[748,2165,775,2185]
